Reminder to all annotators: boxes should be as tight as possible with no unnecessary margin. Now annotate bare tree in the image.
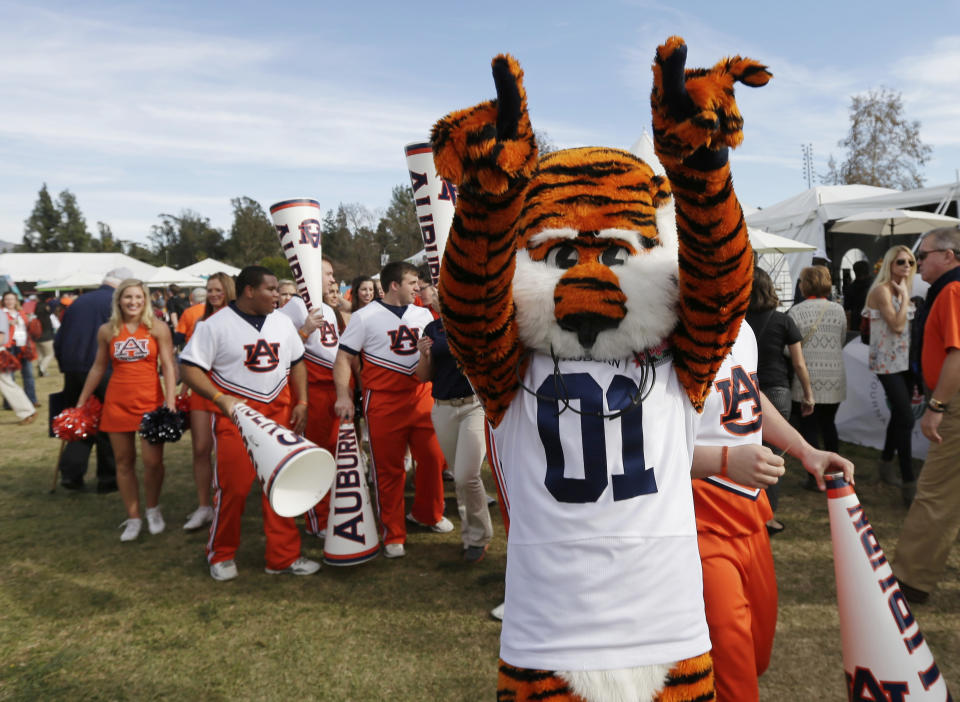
[823,88,931,189]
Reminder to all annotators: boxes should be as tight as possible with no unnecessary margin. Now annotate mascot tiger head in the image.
[511,146,680,361]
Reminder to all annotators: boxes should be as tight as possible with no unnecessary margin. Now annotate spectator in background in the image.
[54,268,132,492]
[350,276,376,313]
[172,287,208,349]
[34,293,59,377]
[788,266,847,489]
[792,249,832,306]
[0,297,36,424]
[863,245,917,496]
[844,259,874,338]
[277,279,297,308]
[894,226,960,605]
[2,292,38,406]
[165,284,187,328]
[745,268,814,532]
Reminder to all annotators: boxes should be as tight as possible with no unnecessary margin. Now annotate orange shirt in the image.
[921,281,960,390]
[176,303,205,343]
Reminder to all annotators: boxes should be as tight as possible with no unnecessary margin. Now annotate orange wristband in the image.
[720,446,729,477]
[211,391,224,403]
[297,400,308,406]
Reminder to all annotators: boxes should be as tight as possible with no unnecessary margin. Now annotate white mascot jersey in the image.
[491,350,709,671]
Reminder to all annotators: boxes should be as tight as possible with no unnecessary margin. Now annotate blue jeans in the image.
[20,358,37,405]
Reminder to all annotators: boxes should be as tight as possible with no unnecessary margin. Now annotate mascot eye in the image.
[545,243,579,269]
[600,245,630,267]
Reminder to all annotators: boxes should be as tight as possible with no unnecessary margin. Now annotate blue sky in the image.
[2,0,959,249]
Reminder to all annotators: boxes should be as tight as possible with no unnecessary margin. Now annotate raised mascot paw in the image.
[431,54,538,196]
[651,36,771,167]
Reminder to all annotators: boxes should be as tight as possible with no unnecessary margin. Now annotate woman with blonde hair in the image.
[76,280,178,541]
[863,245,918,497]
[788,266,847,468]
[182,271,237,531]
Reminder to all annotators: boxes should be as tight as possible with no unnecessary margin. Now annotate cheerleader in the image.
[76,280,177,542]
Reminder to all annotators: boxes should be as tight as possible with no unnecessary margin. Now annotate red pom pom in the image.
[53,396,103,441]
[175,390,191,414]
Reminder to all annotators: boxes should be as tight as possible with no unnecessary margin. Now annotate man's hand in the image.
[724,444,785,488]
[921,409,943,443]
[302,308,325,336]
[215,393,244,417]
[799,447,855,490]
[290,403,307,435]
[334,396,355,421]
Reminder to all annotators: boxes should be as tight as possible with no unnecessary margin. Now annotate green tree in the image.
[226,196,281,267]
[377,184,421,261]
[20,184,61,251]
[824,88,932,189]
[94,221,123,252]
[56,190,92,251]
[149,211,225,268]
[125,241,161,265]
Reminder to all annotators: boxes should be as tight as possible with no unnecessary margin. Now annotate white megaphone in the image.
[232,403,335,518]
[825,474,951,699]
[270,198,326,311]
[404,141,457,285]
[323,422,380,566]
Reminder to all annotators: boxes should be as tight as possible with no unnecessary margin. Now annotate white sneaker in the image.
[265,557,320,576]
[406,513,454,533]
[119,518,142,542]
[210,560,238,581]
[490,602,505,621]
[384,543,406,559]
[183,506,214,531]
[145,507,165,535]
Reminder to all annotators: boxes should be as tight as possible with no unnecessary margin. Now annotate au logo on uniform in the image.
[387,325,420,355]
[243,340,281,372]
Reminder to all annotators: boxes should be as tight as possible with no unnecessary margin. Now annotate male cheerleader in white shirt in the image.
[181,266,319,581]
[333,261,449,558]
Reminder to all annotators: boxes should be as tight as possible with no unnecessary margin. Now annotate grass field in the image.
[1,370,957,701]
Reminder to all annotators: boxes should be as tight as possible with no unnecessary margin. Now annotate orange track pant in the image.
[364,388,445,545]
[207,405,301,571]
[697,528,777,702]
[303,382,339,534]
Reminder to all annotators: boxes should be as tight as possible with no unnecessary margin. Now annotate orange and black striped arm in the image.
[651,36,771,410]
[431,54,538,426]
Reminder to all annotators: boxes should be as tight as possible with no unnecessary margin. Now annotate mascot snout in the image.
[553,263,627,347]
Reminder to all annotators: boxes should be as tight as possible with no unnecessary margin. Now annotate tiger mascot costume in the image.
[431,37,770,702]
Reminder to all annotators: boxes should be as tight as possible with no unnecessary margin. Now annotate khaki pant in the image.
[893,389,960,592]
[0,371,34,419]
[431,397,493,548]
[36,339,55,376]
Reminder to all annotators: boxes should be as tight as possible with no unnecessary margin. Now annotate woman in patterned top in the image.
[788,266,847,462]
[863,245,917,498]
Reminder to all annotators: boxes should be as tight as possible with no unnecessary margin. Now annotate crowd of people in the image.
[3,228,958,698]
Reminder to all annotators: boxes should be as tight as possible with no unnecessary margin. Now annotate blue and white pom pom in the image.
[139,406,187,444]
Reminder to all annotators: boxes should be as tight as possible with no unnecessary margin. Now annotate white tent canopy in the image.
[748,227,816,255]
[146,265,206,287]
[0,252,158,286]
[746,182,960,285]
[179,258,241,278]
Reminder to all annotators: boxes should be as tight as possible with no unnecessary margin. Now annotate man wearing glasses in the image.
[894,226,960,604]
